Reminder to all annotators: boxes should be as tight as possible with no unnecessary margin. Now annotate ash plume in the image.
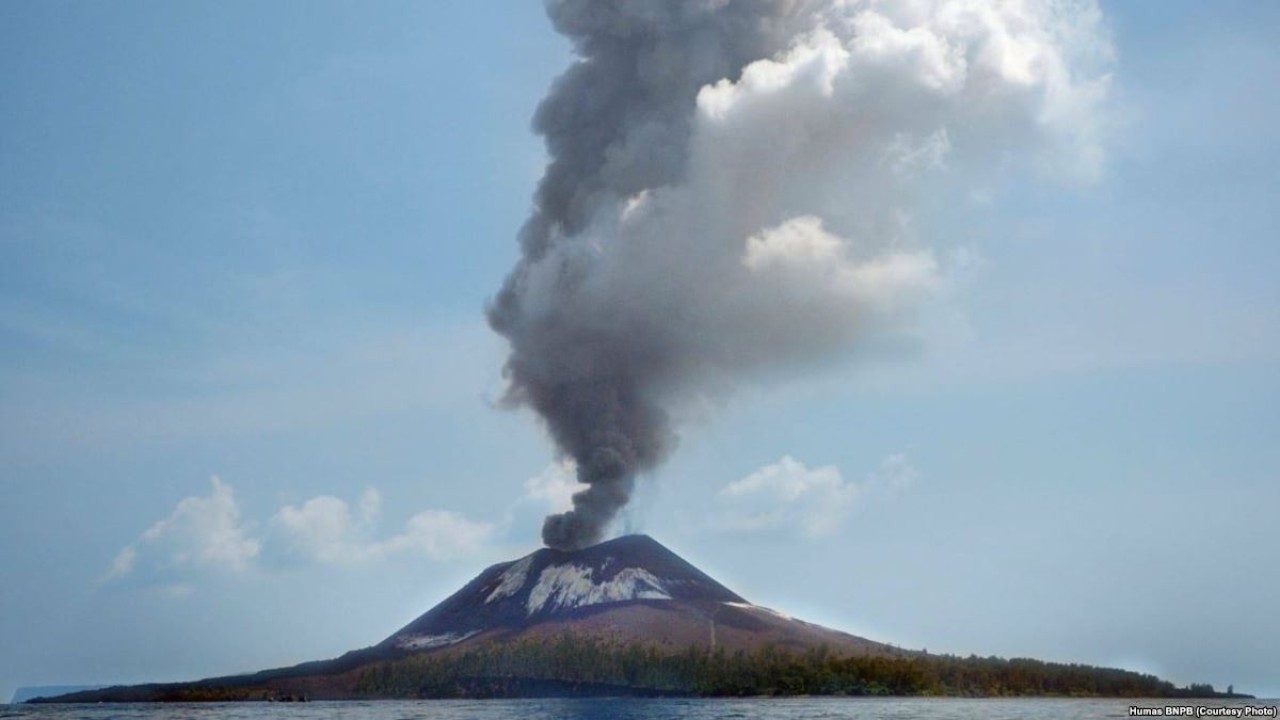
[489,0,1111,550]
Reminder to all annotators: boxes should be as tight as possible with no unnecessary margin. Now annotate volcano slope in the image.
[37,535,1239,700]
[379,534,891,659]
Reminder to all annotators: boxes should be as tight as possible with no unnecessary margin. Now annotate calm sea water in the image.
[3,698,1278,720]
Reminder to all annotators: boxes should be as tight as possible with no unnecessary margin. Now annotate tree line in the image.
[353,634,1237,699]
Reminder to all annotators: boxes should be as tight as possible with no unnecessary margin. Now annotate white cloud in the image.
[716,456,858,537]
[715,453,920,537]
[106,479,492,587]
[106,476,260,582]
[272,494,370,565]
[868,453,920,491]
[378,509,494,561]
[357,487,381,523]
[106,545,136,579]
[522,460,586,513]
[271,488,492,565]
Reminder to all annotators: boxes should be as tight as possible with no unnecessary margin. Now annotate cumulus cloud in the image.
[716,453,919,537]
[272,494,370,565]
[868,453,920,491]
[271,489,492,565]
[717,456,858,537]
[105,479,492,586]
[106,476,259,582]
[106,545,137,579]
[375,509,495,562]
[522,460,588,514]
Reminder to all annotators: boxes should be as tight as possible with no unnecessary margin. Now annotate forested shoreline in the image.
[354,635,1245,699]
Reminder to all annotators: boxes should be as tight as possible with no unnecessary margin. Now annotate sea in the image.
[3,698,1279,720]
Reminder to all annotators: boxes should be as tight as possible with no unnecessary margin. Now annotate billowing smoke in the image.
[489,0,1110,549]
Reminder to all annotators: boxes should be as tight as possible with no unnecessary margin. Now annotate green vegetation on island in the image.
[354,635,1247,699]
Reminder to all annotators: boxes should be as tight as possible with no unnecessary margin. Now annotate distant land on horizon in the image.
[10,685,104,704]
[29,536,1253,702]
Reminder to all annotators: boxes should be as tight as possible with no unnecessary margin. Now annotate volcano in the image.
[40,535,898,702]
[34,534,1239,701]
[379,534,891,658]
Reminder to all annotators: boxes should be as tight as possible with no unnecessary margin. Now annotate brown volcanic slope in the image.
[42,535,901,701]
[380,534,893,659]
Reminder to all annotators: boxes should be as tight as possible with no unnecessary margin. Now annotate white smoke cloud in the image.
[716,453,920,537]
[492,0,1112,548]
[106,476,259,582]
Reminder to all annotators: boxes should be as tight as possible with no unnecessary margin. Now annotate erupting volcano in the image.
[38,535,899,702]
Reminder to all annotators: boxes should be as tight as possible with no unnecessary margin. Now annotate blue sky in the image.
[2,0,1278,701]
